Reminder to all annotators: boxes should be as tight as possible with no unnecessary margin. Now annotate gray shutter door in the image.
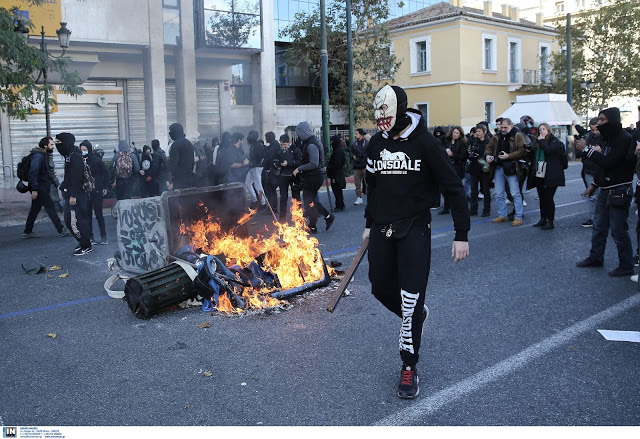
[196,81,221,142]
[9,81,120,172]
[126,80,148,148]
[165,81,177,128]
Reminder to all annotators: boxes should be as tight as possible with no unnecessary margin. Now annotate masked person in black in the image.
[276,134,302,222]
[262,131,282,214]
[23,136,69,239]
[168,122,195,190]
[363,85,470,399]
[80,140,110,244]
[468,124,492,216]
[327,134,346,211]
[576,107,636,276]
[293,122,335,234]
[56,133,93,256]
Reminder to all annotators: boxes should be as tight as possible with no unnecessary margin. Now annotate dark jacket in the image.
[80,140,109,194]
[56,132,84,199]
[262,140,281,174]
[533,134,566,188]
[575,125,603,176]
[485,128,526,180]
[277,144,302,177]
[445,137,468,179]
[216,143,246,183]
[467,136,490,177]
[327,138,346,189]
[111,140,141,181]
[168,123,195,183]
[140,150,160,181]
[585,107,636,189]
[247,131,263,168]
[27,148,53,192]
[351,138,369,170]
[295,121,325,176]
[365,109,470,241]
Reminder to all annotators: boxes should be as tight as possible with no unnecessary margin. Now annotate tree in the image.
[527,0,640,116]
[0,1,84,121]
[279,0,401,125]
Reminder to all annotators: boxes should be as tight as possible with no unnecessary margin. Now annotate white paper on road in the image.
[597,330,640,343]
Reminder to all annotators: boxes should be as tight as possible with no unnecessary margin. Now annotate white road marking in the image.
[374,293,640,426]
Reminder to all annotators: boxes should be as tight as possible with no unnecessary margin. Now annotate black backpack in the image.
[16,153,34,181]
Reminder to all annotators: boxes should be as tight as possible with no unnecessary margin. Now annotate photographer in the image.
[575,118,603,227]
[277,134,302,222]
[468,124,491,217]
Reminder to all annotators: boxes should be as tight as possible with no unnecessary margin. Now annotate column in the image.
[175,0,199,140]
[144,0,168,147]
[257,0,277,135]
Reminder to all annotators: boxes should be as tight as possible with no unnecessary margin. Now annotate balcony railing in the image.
[508,69,556,85]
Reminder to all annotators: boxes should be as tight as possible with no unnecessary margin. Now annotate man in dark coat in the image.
[327,134,346,211]
[57,132,93,255]
[262,131,282,214]
[168,123,195,190]
[576,107,636,276]
[216,132,248,184]
[276,134,302,221]
[351,128,369,205]
[80,140,110,244]
[23,136,69,239]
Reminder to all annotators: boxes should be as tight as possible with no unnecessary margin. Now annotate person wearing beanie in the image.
[363,84,470,399]
[56,132,93,255]
[168,122,195,190]
[576,107,636,277]
[80,140,109,244]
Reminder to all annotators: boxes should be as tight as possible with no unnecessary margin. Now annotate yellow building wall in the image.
[406,85,461,128]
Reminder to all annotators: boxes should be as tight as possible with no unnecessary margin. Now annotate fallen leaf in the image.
[196,322,211,329]
[58,272,69,278]
[47,265,62,271]
[202,371,212,377]
[46,333,57,339]
[47,275,53,278]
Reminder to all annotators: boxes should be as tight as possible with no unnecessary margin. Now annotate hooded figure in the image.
[56,132,93,254]
[364,84,469,400]
[293,122,334,233]
[111,140,141,200]
[576,107,636,276]
[80,140,109,243]
[432,126,447,146]
[261,131,281,212]
[168,122,195,189]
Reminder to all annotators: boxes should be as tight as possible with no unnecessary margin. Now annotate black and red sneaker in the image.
[397,364,419,399]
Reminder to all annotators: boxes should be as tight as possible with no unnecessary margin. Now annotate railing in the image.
[509,69,556,85]
[2,165,13,187]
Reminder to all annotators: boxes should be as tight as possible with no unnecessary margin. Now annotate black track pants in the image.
[64,193,91,249]
[368,220,431,366]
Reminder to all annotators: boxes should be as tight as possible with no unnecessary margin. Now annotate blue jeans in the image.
[589,186,633,269]
[494,165,523,219]
[584,173,600,221]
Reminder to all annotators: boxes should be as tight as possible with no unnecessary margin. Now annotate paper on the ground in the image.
[597,330,640,343]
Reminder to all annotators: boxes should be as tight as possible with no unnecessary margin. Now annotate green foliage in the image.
[280,0,401,125]
[0,2,84,120]
[533,0,640,115]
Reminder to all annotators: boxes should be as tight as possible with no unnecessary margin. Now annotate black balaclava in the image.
[374,85,411,137]
[597,107,622,139]
[55,132,76,157]
[169,123,185,141]
[151,139,160,152]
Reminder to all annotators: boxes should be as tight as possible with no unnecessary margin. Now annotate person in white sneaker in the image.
[351,128,369,205]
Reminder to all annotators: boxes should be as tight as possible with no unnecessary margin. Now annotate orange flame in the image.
[180,199,328,314]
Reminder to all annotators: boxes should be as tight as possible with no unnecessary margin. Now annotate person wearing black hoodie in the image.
[80,140,110,244]
[576,107,636,276]
[276,133,302,221]
[56,132,93,256]
[293,121,335,233]
[327,134,346,211]
[468,124,491,216]
[262,131,282,214]
[364,85,470,400]
[168,122,195,190]
[23,136,69,239]
[140,145,161,197]
[151,139,168,193]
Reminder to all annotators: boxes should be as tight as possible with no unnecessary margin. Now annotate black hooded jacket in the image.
[56,132,84,199]
[168,123,195,182]
[80,140,109,193]
[365,109,470,241]
[584,108,636,189]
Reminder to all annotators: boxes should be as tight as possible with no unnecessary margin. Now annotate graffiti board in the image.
[116,197,169,274]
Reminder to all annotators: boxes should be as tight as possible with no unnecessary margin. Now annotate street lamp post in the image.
[580,78,594,126]
[39,22,72,137]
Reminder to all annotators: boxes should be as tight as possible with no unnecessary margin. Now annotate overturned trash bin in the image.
[114,183,332,316]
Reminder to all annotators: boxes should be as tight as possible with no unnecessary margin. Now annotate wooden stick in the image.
[326,237,369,312]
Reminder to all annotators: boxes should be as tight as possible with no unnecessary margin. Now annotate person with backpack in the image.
[111,140,140,200]
[80,140,109,244]
[22,136,70,239]
[56,132,93,256]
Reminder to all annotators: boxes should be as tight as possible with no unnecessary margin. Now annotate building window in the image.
[575,0,585,8]
[482,34,497,71]
[410,35,431,74]
[555,2,565,13]
[539,43,551,83]
[508,38,521,83]
[375,43,394,80]
[231,62,252,105]
[484,102,494,123]
[416,103,428,126]
[201,0,262,49]
[163,0,180,45]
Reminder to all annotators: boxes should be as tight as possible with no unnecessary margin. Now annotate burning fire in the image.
[179,199,330,314]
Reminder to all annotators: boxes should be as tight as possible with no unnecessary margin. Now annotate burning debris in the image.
[177,199,332,314]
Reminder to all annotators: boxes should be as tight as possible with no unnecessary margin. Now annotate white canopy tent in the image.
[499,94,580,126]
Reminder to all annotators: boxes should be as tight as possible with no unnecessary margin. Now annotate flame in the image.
[179,199,329,314]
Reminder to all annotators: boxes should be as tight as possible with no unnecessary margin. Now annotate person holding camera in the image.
[575,107,636,277]
[468,124,491,217]
[575,118,603,227]
[528,123,566,230]
[485,118,526,226]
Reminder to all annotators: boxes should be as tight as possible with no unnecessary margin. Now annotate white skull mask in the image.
[374,85,397,132]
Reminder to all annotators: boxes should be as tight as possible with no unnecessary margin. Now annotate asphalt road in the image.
[1,162,639,427]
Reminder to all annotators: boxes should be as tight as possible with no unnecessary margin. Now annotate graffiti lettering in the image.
[117,199,167,273]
